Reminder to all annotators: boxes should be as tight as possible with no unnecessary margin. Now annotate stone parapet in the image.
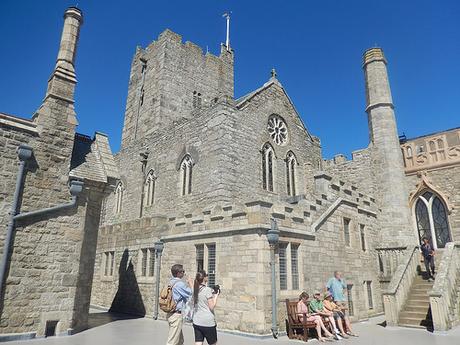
[429,241,460,331]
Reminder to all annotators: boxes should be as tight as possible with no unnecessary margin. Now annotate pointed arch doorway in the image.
[414,191,451,249]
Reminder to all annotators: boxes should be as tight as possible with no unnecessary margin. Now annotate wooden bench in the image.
[285,299,319,342]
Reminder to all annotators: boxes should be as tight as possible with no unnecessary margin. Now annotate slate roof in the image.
[69,132,119,184]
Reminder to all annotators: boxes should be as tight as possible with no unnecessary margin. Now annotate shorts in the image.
[193,323,217,344]
[333,311,345,320]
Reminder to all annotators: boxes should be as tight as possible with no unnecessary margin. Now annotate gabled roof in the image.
[236,78,315,142]
[70,132,119,184]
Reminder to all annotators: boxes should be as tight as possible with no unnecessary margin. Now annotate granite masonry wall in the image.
[92,173,383,334]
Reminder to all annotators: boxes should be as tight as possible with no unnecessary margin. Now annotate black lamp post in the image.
[153,240,164,319]
[267,218,280,338]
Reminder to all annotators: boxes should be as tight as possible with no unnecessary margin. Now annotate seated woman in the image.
[297,292,334,342]
[323,292,349,338]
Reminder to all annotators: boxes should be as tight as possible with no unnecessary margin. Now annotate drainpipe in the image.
[153,240,164,319]
[13,180,84,221]
[267,218,280,339]
[0,145,33,302]
[0,143,84,303]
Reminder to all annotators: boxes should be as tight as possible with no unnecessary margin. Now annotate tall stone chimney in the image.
[363,47,415,245]
[41,7,83,126]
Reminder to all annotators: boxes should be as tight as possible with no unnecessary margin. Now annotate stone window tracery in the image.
[268,115,288,146]
[286,151,297,196]
[414,190,451,249]
[262,143,275,192]
[180,155,193,195]
[144,170,156,206]
[428,138,446,162]
[115,182,124,214]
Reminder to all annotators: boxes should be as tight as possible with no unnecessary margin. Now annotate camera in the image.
[212,285,221,294]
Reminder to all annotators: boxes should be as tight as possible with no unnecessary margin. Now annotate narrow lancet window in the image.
[144,170,156,206]
[115,182,124,214]
[286,151,297,196]
[262,143,275,192]
[180,155,193,195]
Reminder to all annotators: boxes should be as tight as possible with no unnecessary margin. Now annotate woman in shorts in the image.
[192,270,219,345]
[297,292,334,342]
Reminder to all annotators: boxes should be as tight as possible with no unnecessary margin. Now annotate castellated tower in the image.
[363,48,415,245]
[120,30,234,148]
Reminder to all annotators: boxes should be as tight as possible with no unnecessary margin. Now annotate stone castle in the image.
[1,7,459,340]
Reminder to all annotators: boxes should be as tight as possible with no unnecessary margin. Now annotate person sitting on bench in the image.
[309,291,342,340]
[297,292,334,342]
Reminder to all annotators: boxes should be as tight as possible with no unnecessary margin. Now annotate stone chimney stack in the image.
[363,47,415,245]
[43,7,83,123]
[56,7,83,73]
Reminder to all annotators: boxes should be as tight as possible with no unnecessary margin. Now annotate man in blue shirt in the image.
[326,271,346,303]
[167,264,193,345]
[421,237,435,281]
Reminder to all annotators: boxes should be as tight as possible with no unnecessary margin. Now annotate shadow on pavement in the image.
[87,310,142,330]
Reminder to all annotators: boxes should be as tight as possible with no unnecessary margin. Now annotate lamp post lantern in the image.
[153,240,164,319]
[267,218,280,338]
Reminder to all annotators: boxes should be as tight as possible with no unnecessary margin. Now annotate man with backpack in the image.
[160,264,193,345]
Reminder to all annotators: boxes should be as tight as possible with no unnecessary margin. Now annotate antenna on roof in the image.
[222,12,231,51]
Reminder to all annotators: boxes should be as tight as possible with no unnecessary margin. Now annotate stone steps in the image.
[397,271,433,330]
[404,305,432,313]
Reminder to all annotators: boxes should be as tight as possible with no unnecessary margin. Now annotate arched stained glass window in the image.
[286,151,297,196]
[414,191,451,249]
[262,143,275,192]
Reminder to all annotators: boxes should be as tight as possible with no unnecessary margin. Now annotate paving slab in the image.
[6,311,460,345]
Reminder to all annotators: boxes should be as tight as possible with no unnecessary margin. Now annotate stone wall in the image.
[92,173,383,334]
[104,80,323,227]
[121,30,234,147]
[323,148,374,196]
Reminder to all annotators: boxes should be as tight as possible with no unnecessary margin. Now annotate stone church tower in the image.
[121,31,234,147]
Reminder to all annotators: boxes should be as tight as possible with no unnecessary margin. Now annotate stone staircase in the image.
[398,269,434,330]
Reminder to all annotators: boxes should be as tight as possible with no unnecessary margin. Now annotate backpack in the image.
[159,281,178,313]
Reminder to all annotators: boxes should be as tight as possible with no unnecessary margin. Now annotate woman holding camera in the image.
[192,270,219,345]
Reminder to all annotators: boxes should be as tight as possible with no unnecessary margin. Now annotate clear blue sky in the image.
[1,0,458,158]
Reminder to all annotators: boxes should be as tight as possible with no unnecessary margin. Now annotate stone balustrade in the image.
[376,246,408,285]
[382,246,419,326]
[429,241,460,332]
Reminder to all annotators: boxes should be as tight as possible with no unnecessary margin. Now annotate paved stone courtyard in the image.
[6,310,460,345]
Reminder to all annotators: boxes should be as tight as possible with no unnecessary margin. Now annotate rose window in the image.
[268,115,288,145]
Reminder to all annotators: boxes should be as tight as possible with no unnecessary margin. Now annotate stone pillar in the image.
[363,48,414,246]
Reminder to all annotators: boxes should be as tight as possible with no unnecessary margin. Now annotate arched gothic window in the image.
[286,152,297,196]
[415,191,451,249]
[144,170,156,206]
[180,155,193,195]
[262,143,275,192]
[115,182,124,214]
